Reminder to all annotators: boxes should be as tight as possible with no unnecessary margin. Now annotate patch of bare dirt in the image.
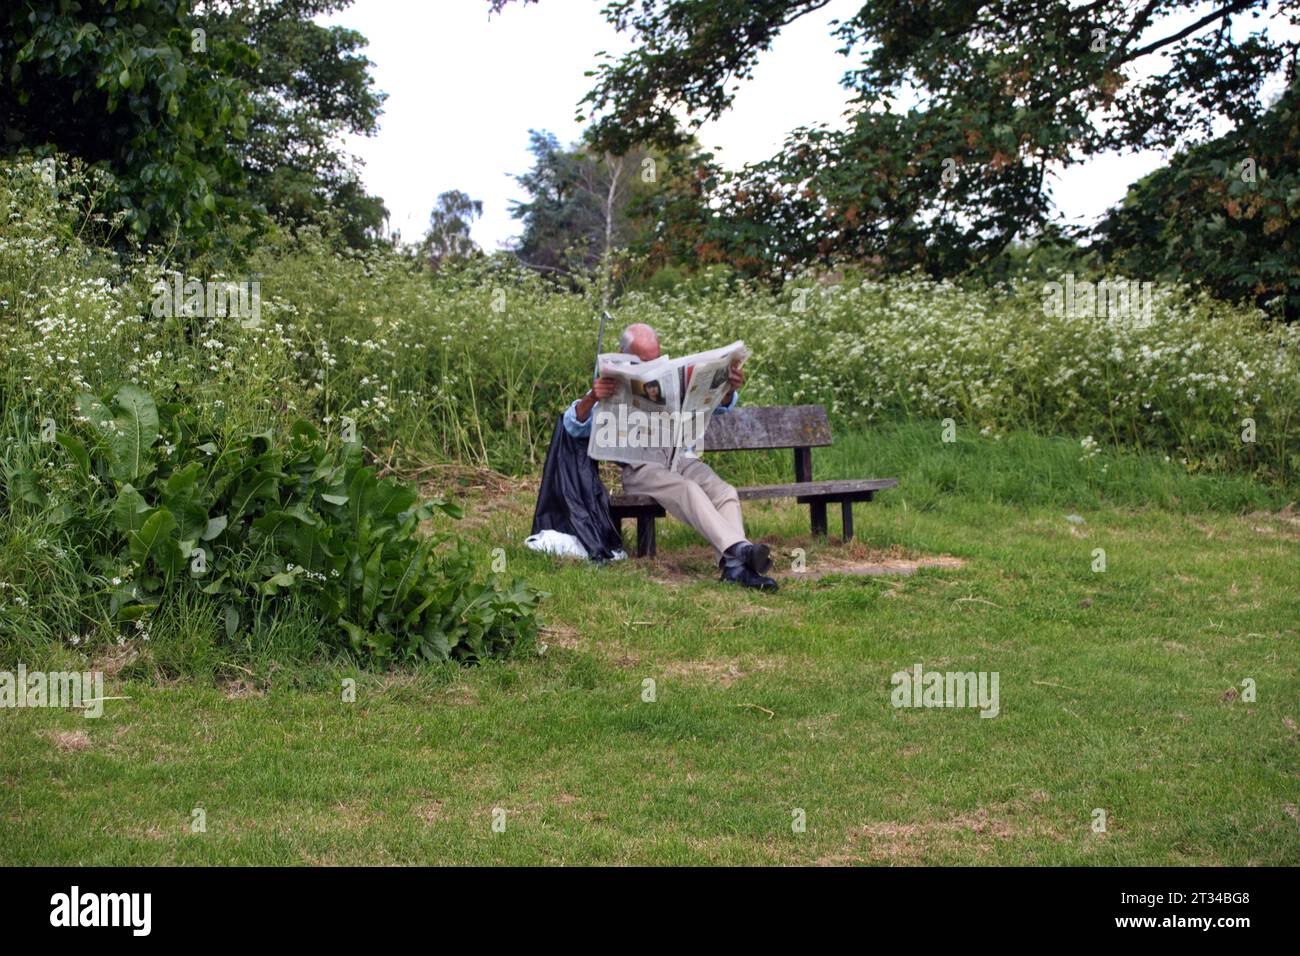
[414,801,444,824]
[409,464,532,532]
[328,799,381,830]
[665,660,744,686]
[222,678,264,700]
[848,801,1061,863]
[93,646,138,678]
[662,658,775,687]
[47,730,92,753]
[639,548,718,585]
[776,549,965,581]
[636,542,965,584]
[439,682,480,707]
[540,624,581,651]
[1245,502,1300,539]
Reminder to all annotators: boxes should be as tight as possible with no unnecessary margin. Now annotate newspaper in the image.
[587,340,750,470]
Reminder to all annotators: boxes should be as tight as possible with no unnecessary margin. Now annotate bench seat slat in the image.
[610,478,897,509]
[609,496,664,512]
[738,478,897,501]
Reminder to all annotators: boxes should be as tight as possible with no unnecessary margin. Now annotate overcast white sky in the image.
[323,0,1290,250]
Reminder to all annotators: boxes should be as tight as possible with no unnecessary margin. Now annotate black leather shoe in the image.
[744,542,772,575]
[720,563,779,591]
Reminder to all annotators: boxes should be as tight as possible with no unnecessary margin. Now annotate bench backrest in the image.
[701,404,832,452]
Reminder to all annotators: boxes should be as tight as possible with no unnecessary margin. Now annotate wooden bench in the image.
[607,405,898,557]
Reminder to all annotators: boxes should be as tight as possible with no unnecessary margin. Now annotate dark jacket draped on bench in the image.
[530,413,625,561]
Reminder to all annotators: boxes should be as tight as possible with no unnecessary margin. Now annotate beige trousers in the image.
[621,457,746,559]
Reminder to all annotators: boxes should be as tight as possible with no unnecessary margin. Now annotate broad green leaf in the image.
[110,384,160,481]
[258,571,298,595]
[113,484,151,533]
[361,542,384,620]
[231,473,279,520]
[391,535,436,612]
[116,603,158,622]
[373,479,417,518]
[201,573,229,595]
[347,467,377,537]
[338,618,364,651]
[290,420,321,444]
[10,470,44,506]
[129,507,176,566]
[55,432,90,476]
[162,460,202,498]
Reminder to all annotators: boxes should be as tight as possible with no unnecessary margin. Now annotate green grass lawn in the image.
[2,426,1297,865]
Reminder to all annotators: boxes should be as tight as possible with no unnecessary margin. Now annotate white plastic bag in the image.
[523,530,625,561]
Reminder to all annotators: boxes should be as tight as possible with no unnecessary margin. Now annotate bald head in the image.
[618,323,661,362]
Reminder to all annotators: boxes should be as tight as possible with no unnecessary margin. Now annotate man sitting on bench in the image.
[563,323,778,592]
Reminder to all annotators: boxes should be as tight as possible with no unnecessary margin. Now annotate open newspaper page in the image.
[678,341,750,421]
[587,340,749,471]
[587,352,681,468]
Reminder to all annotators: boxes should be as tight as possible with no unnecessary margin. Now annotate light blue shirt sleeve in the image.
[714,390,738,414]
[563,398,592,439]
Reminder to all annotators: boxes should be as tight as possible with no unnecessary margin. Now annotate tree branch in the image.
[1121,0,1255,63]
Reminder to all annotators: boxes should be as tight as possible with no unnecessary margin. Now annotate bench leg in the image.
[841,501,854,541]
[636,514,657,558]
[810,501,828,538]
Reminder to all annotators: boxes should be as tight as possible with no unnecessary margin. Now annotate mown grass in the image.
[2,427,1296,865]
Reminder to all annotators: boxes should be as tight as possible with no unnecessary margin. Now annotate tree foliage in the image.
[494,0,1297,293]
[199,0,388,248]
[421,189,483,269]
[509,129,659,281]
[0,0,387,252]
[1099,81,1299,320]
[1,0,254,246]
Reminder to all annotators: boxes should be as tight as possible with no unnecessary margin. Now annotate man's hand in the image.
[575,376,618,423]
[722,363,744,407]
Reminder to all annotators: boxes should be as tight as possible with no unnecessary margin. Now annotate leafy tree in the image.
[509,128,664,296]
[196,0,389,247]
[1,0,387,251]
[1,0,254,247]
[421,189,483,269]
[492,0,1296,284]
[1098,81,1298,320]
